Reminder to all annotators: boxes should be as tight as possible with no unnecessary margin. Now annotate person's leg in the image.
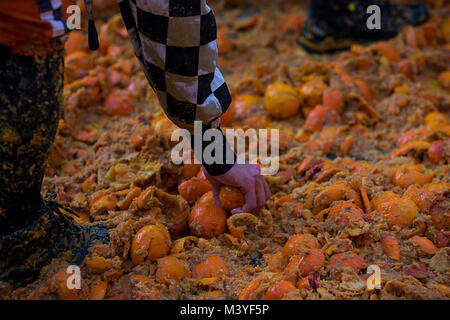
[0,44,108,287]
[0,45,64,233]
[299,0,429,53]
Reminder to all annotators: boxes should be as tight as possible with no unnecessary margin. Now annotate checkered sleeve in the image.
[35,0,70,38]
[118,0,232,132]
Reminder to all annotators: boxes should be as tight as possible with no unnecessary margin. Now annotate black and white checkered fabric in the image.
[35,0,70,38]
[118,0,232,131]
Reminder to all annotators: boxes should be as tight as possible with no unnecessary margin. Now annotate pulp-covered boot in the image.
[299,0,429,53]
[0,199,109,288]
[0,44,109,288]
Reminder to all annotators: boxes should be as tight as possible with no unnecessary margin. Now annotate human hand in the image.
[203,160,271,214]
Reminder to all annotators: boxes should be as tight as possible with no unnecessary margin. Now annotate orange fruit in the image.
[392,164,433,188]
[219,186,245,211]
[264,280,296,300]
[323,87,345,112]
[178,178,212,202]
[328,202,365,226]
[411,236,438,255]
[380,236,400,261]
[329,253,368,273]
[130,133,144,150]
[239,274,267,300]
[131,224,171,265]
[103,89,134,116]
[182,163,201,179]
[197,191,215,205]
[378,197,418,228]
[372,42,400,62]
[233,94,260,119]
[283,234,319,259]
[192,255,228,278]
[303,105,328,132]
[424,112,448,131]
[46,270,80,300]
[284,249,325,277]
[263,252,286,272]
[64,32,88,55]
[188,203,227,238]
[403,187,435,212]
[299,79,328,108]
[90,194,117,216]
[156,256,190,284]
[264,83,300,119]
[85,256,112,273]
[244,116,270,128]
[89,280,107,300]
[197,168,208,181]
[428,140,445,164]
[65,50,93,70]
[297,249,325,276]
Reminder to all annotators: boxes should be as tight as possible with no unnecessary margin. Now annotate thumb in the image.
[209,179,223,207]
[231,207,244,214]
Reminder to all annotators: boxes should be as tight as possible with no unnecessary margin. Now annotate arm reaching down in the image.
[118,0,271,212]
[118,0,229,131]
[204,157,271,214]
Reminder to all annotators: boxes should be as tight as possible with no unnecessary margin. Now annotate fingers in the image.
[232,178,257,214]
[250,164,261,175]
[231,208,242,214]
[208,178,223,207]
[210,181,222,207]
[261,175,271,200]
[255,176,266,211]
[203,170,223,207]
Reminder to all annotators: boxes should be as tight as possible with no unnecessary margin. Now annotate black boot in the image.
[0,200,109,288]
[299,0,429,53]
[0,44,108,288]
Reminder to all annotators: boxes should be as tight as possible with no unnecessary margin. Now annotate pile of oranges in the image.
[2,2,449,300]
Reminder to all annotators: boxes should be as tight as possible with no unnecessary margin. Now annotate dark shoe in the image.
[298,17,358,53]
[299,1,429,53]
[0,200,109,288]
[385,3,429,31]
